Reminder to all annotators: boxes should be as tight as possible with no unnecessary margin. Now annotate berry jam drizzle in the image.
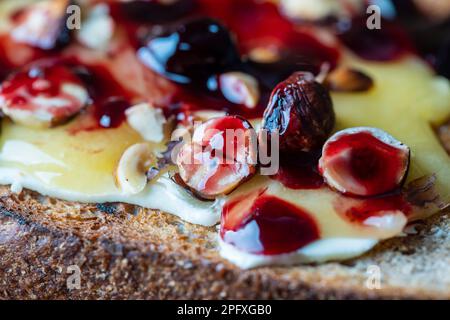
[71,63,134,129]
[337,17,415,61]
[221,191,320,255]
[270,151,324,190]
[334,190,412,225]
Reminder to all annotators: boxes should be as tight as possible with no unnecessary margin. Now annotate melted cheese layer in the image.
[0,56,449,264]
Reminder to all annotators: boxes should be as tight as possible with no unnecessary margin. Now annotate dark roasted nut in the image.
[175,116,257,199]
[11,0,73,50]
[262,71,335,152]
[324,67,374,92]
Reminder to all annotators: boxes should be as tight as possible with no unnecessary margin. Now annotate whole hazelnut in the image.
[262,72,335,153]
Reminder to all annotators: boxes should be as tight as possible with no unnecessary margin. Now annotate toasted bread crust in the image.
[0,185,449,300]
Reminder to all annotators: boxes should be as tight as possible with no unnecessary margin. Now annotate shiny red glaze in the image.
[1,63,79,96]
[0,60,85,117]
[197,0,340,65]
[338,17,415,61]
[71,64,135,129]
[221,192,320,255]
[271,151,324,190]
[335,191,412,224]
[320,132,409,196]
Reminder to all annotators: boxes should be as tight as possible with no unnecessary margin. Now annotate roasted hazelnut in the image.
[262,72,335,153]
[318,127,410,196]
[175,116,257,200]
[0,61,89,128]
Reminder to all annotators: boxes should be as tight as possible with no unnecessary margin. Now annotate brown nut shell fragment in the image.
[324,67,374,92]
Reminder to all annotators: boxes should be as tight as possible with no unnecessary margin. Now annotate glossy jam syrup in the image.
[337,16,415,61]
[70,63,135,129]
[271,151,324,190]
[321,132,409,196]
[167,81,268,120]
[136,0,341,120]
[196,0,340,64]
[334,190,412,225]
[138,17,241,85]
[221,191,320,255]
[109,0,195,24]
[1,60,82,97]
[0,35,50,81]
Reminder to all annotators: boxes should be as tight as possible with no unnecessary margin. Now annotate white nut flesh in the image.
[219,72,260,109]
[319,127,410,196]
[115,143,155,195]
[125,102,167,143]
[76,4,115,50]
[280,0,365,22]
[11,0,69,50]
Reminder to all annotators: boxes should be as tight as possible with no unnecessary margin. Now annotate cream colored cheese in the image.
[0,50,449,265]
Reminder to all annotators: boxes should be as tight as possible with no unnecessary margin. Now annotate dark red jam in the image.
[337,17,415,61]
[221,191,320,255]
[71,64,135,129]
[334,191,412,225]
[270,151,324,190]
[0,61,82,99]
[321,131,408,196]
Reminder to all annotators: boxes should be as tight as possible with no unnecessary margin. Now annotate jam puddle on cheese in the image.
[0,0,449,269]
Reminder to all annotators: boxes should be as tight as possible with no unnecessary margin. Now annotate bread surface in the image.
[0,184,449,299]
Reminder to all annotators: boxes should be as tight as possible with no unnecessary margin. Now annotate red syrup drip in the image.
[337,16,416,61]
[0,35,50,81]
[135,0,341,120]
[196,0,340,62]
[334,190,412,225]
[270,151,324,190]
[70,63,135,129]
[221,192,320,255]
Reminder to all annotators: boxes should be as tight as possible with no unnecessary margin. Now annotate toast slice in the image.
[0,0,449,300]
[0,161,449,299]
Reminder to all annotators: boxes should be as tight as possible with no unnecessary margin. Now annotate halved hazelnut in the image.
[0,62,89,128]
[76,4,115,51]
[175,116,257,200]
[125,102,167,143]
[219,72,260,109]
[115,143,155,194]
[324,67,374,92]
[11,0,72,50]
[319,127,410,196]
[262,71,335,153]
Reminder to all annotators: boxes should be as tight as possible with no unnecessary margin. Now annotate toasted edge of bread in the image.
[0,183,449,299]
